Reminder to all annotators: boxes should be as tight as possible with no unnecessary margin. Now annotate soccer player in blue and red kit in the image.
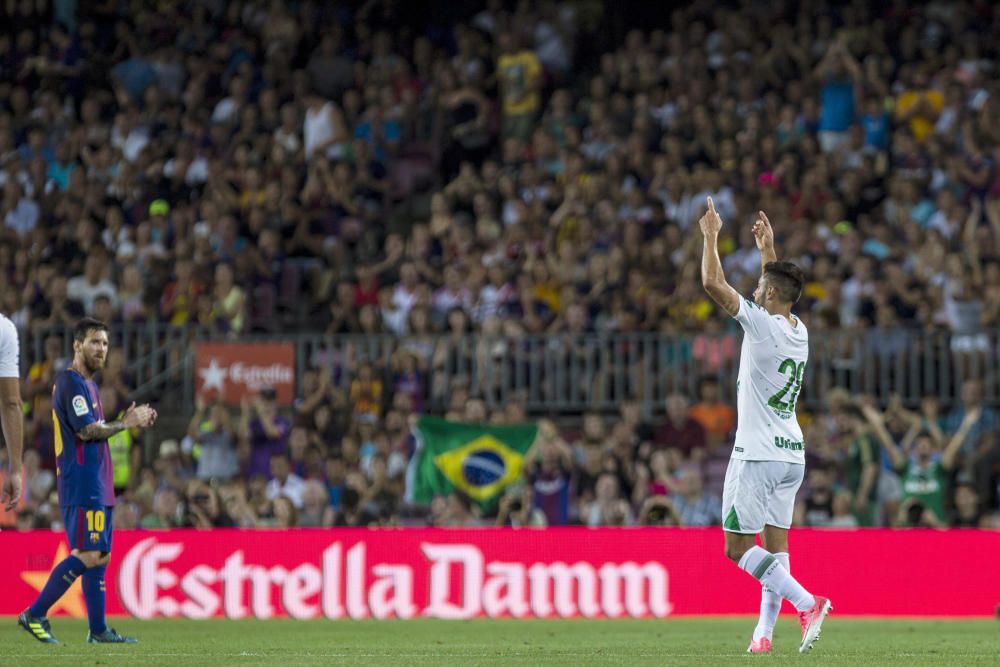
[19,318,157,645]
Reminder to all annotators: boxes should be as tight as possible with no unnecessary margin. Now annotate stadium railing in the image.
[21,324,1000,415]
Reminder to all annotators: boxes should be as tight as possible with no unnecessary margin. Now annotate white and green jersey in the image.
[731,297,808,464]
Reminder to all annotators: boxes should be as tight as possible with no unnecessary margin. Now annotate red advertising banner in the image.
[2,528,998,619]
[195,342,295,406]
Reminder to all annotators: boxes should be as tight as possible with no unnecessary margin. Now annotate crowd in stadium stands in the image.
[2,1,1000,531]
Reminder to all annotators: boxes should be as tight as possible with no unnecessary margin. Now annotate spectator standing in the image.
[496,31,543,141]
[240,387,291,479]
[865,402,971,527]
[186,394,239,481]
[526,421,573,526]
[814,36,862,153]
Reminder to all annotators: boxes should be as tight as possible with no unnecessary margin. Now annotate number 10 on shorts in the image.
[86,510,106,532]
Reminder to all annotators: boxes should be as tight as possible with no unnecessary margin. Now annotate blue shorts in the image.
[62,505,114,553]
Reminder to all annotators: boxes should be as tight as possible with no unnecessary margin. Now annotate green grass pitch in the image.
[1,617,996,665]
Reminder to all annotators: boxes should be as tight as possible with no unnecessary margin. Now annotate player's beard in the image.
[82,350,106,375]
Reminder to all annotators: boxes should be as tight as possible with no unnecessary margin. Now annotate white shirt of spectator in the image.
[731,297,808,464]
[274,126,302,155]
[433,286,472,317]
[4,197,39,237]
[724,246,763,285]
[304,102,337,161]
[476,282,515,322]
[839,275,874,327]
[103,226,137,260]
[266,472,306,509]
[693,186,736,222]
[211,97,240,125]
[659,190,698,230]
[534,18,571,73]
[111,124,150,164]
[163,155,208,186]
[380,303,409,336]
[0,313,19,379]
[67,276,120,314]
[391,284,418,320]
[927,209,959,240]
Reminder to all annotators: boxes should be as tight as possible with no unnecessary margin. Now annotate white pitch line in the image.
[2,653,999,659]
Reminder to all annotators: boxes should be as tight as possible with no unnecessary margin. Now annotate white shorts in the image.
[722,459,804,534]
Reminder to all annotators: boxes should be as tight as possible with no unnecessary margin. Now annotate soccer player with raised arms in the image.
[19,318,157,645]
[699,197,831,654]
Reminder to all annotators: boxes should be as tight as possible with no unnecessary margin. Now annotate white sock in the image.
[738,546,815,612]
[753,552,789,641]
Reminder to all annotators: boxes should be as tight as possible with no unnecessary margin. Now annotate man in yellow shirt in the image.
[497,31,543,140]
[895,69,942,143]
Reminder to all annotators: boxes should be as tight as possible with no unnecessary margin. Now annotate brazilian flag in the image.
[408,416,538,510]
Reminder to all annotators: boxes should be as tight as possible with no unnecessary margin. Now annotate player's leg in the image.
[725,462,820,649]
[766,463,832,653]
[84,552,139,643]
[78,506,137,644]
[19,506,95,643]
[721,460,774,653]
[753,525,789,644]
[81,550,111,637]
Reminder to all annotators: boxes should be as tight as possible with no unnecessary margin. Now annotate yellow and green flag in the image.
[409,416,538,510]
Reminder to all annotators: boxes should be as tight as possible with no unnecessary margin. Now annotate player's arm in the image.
[0,377,24,467]
[941,406,980,471]
[0,321,23,510]
[0,377,23,510]
[76,401,157,442]
[753,210,777,272]
[699,196,740,317]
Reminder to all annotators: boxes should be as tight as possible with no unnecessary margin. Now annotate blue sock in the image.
[29,555,87,618]
[82,566,108,634]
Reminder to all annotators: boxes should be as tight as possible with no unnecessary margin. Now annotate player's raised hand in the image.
[752,210,775,250]
[699,196,723,236]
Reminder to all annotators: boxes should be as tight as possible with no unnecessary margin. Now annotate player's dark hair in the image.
[73,317,108,342]
[763,261,805,304]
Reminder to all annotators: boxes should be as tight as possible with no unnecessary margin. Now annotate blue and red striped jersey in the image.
[52,369,116,506]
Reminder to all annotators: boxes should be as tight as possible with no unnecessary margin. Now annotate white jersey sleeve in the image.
[0,315,19,378]
[733,297,772,342]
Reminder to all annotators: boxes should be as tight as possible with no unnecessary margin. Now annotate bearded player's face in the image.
[75,329,109,374]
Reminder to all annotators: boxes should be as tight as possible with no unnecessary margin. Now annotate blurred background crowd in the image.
[2,0,1000,532]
